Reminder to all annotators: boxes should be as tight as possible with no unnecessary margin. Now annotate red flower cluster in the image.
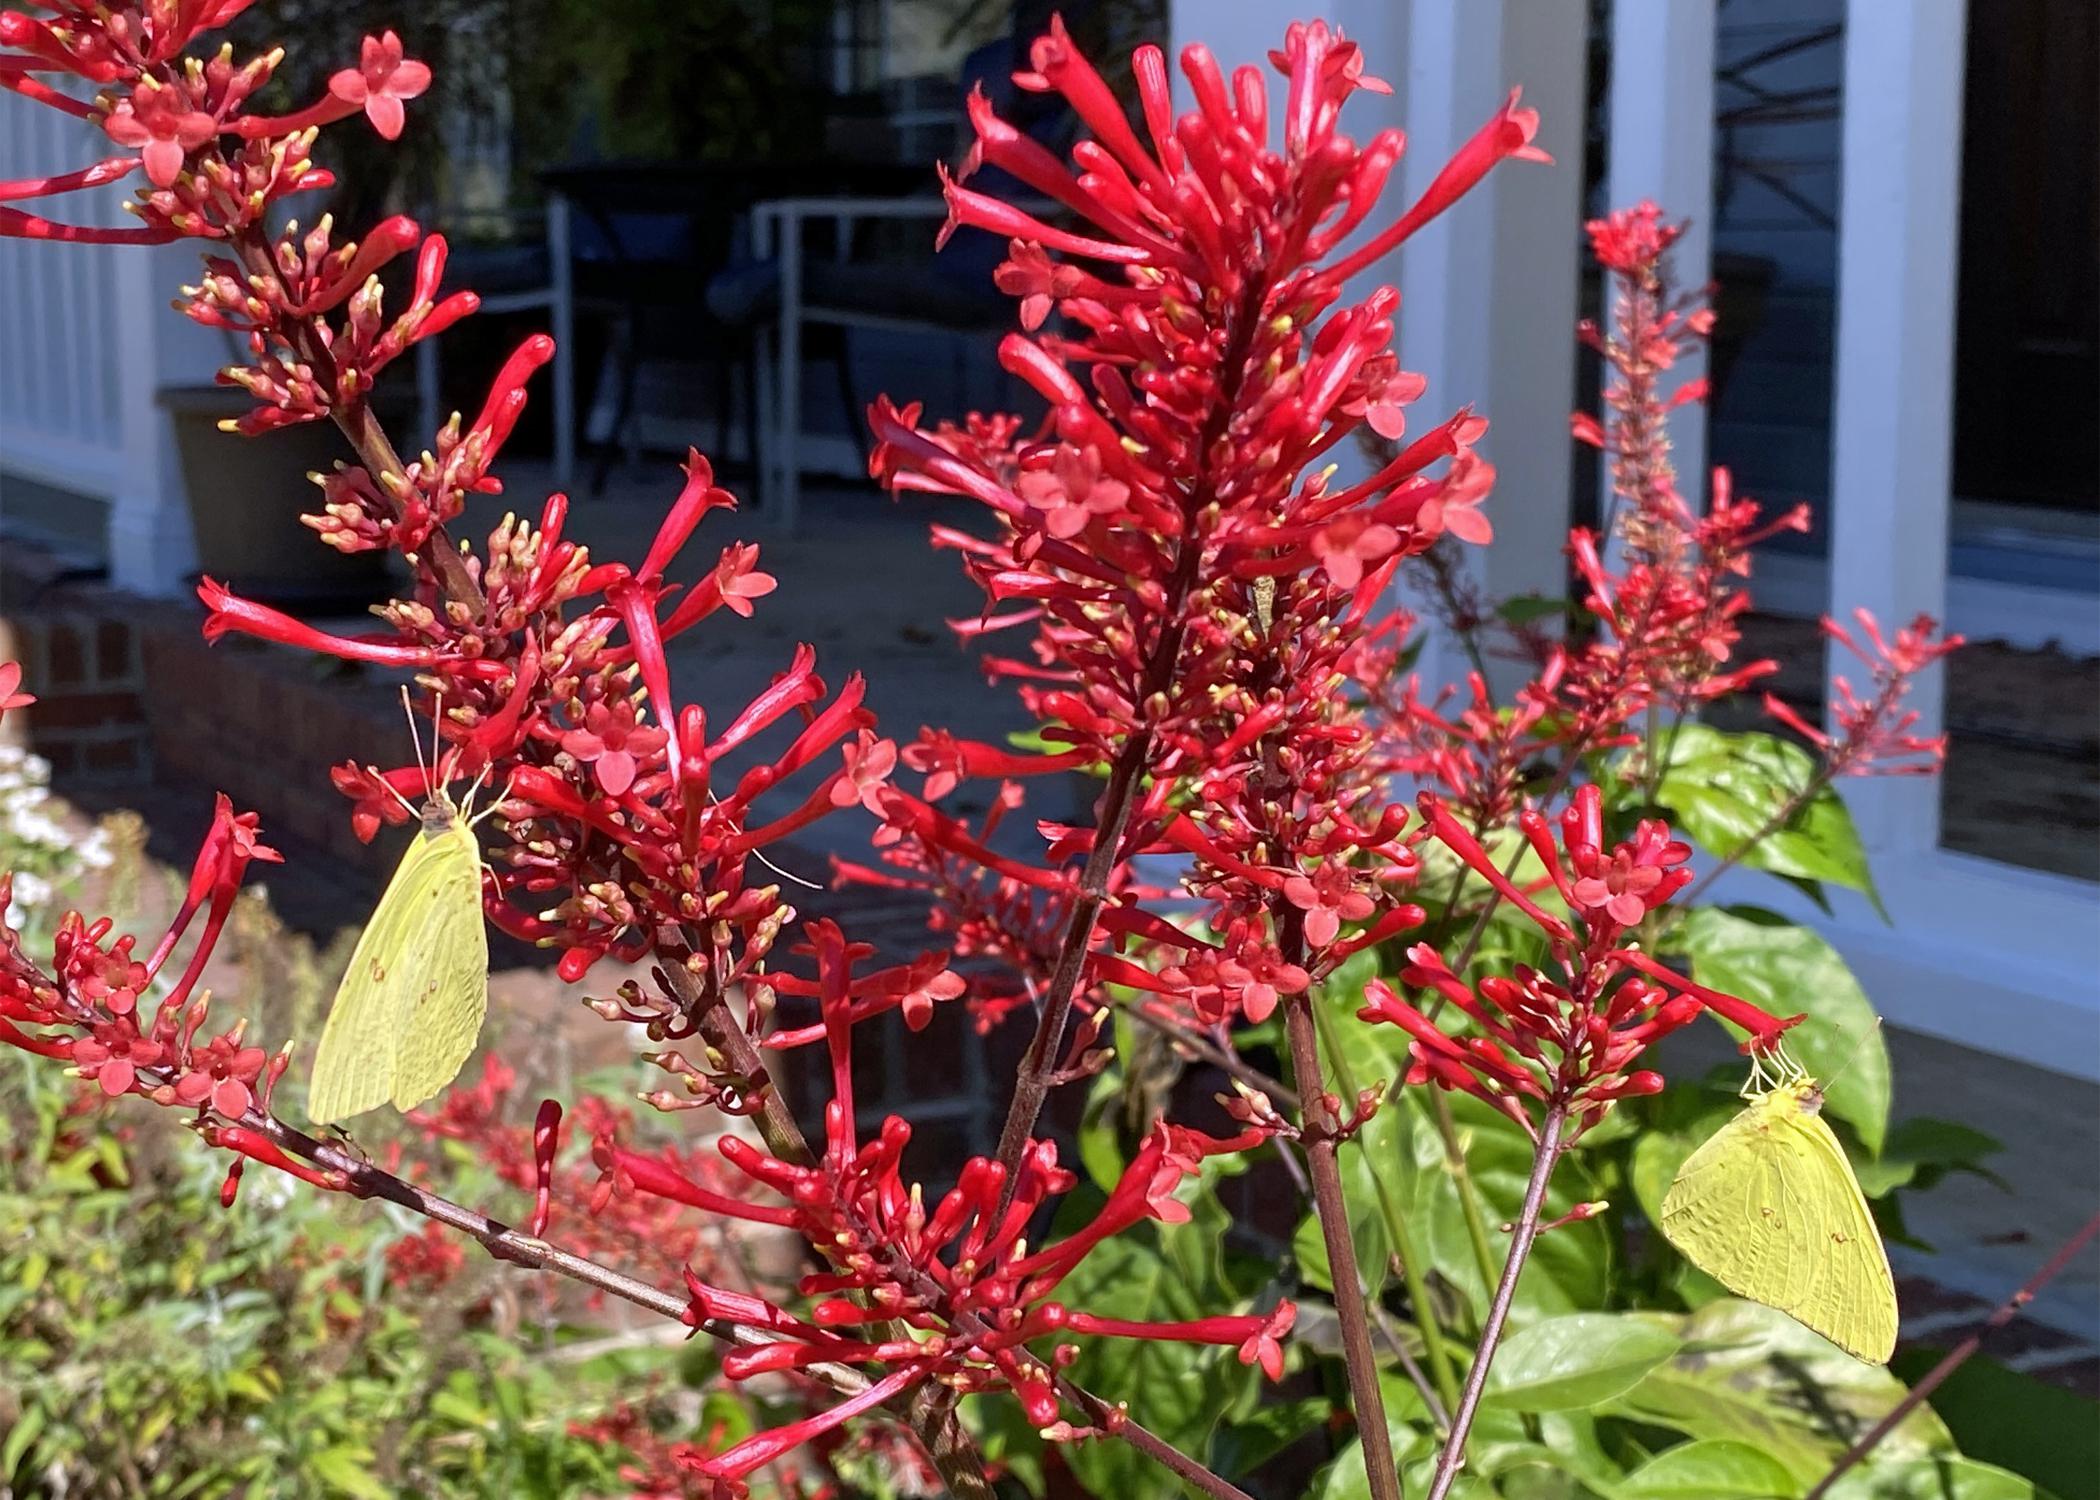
[591,922,1291,1498]
[864,20,1542,1038]
[1362,786,1800,1139]
[0,8,1850,1493]
[1766,609,1963,778]
[0,794,313,1198]
[0,0,354,244]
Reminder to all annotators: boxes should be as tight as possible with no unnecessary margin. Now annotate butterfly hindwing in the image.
[1660,1080,1897,1364]
[308,803,489,1124]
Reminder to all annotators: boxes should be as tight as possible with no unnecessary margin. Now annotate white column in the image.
[1826,0,1967,853]
[1607,0,1716,504]
[1399,0,1587,690]
[107,242,200,598]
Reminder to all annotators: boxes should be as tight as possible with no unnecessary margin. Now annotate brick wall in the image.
[0,608,151,782]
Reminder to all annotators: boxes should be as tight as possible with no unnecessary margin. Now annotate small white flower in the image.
[9,871,51,912]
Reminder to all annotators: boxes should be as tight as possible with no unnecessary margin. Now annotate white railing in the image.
[0,88,213,594]
[0,88,127,501]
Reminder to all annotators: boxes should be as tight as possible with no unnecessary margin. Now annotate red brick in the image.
[95,620,134,681]
[26,690,143,731]
[81,738,146,777]
[45,622,86,686]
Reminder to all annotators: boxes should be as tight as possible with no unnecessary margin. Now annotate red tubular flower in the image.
[1376,786,1797,1138]
[197,578,434,665]
[1768,609,1963,778]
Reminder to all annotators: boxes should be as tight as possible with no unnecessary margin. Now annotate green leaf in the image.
[1654,725,1878,909]
[1619,1439,1803,1498]
[1678,906,1891,1155]
[1852,1117,2006,1199]
[309,1446,392,1500]
[1484,1313,1683,1412]
[2,1402,46,1476]
[1077,1065,1131,1194]
[1605,1299,1953,1484]
[1821,1457,2049,1500]
[1209,1397,1331,1480]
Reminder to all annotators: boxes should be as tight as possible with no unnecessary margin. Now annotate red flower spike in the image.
[1372,788,1795,1138]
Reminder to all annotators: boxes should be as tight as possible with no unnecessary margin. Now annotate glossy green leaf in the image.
[1678,906,1891,1155]
[1653,725,1878,907]
[1619,1439,1803,1498]
[1821,1457,2049,1500]
[1605,1299,1953,1483]
[1483,1313,1683,1411]
[1209,1397,1332,1480]
[1852,1116,2006,1199]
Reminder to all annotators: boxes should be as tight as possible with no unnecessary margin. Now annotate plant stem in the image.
[1062,1381,1261,1500]
[1804,1206,2100,1500]
[987,719,1159,1195]
[1309,994,1461,1410]
[982,262,1274,1207]
[1281,933,1404,1500]
[1425,1090,1502,1297]
[240,1104,854,1385]
[1426,1106,1566,1500]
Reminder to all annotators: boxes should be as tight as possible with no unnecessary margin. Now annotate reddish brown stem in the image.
[1427,1105,1566,1500]
[1277,909,1403,1500]
[986,718,1158,1191]
[981,263,1275,1206]
[1804,1206,2100,1500]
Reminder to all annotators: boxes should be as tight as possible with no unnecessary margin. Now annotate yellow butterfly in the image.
[309,713,497,1125]
[1660,1058,1898,1364]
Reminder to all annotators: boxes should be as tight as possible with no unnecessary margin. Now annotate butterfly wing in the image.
[1770,1104,1898,1363]
[309,832,439,1123]
[1661,1083,1897,1364]
[383,816,490,1114]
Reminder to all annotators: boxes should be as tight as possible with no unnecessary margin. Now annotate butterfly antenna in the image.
[1820,1019,1884,1092]
[401,686,433,800]
[705,787,824,892]
[459,760,494,821]
[374,769,420,818]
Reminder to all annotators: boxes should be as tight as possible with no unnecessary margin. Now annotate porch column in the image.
[1397,0,1587,689]
[1826,0,1967,852]
[1607,0,1716,502]
[107,244,199,599]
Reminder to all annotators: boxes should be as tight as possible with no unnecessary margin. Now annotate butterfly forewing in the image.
[384,812,489,1112]
[309,801,490,1124]
[1660,1080,1897,1364]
